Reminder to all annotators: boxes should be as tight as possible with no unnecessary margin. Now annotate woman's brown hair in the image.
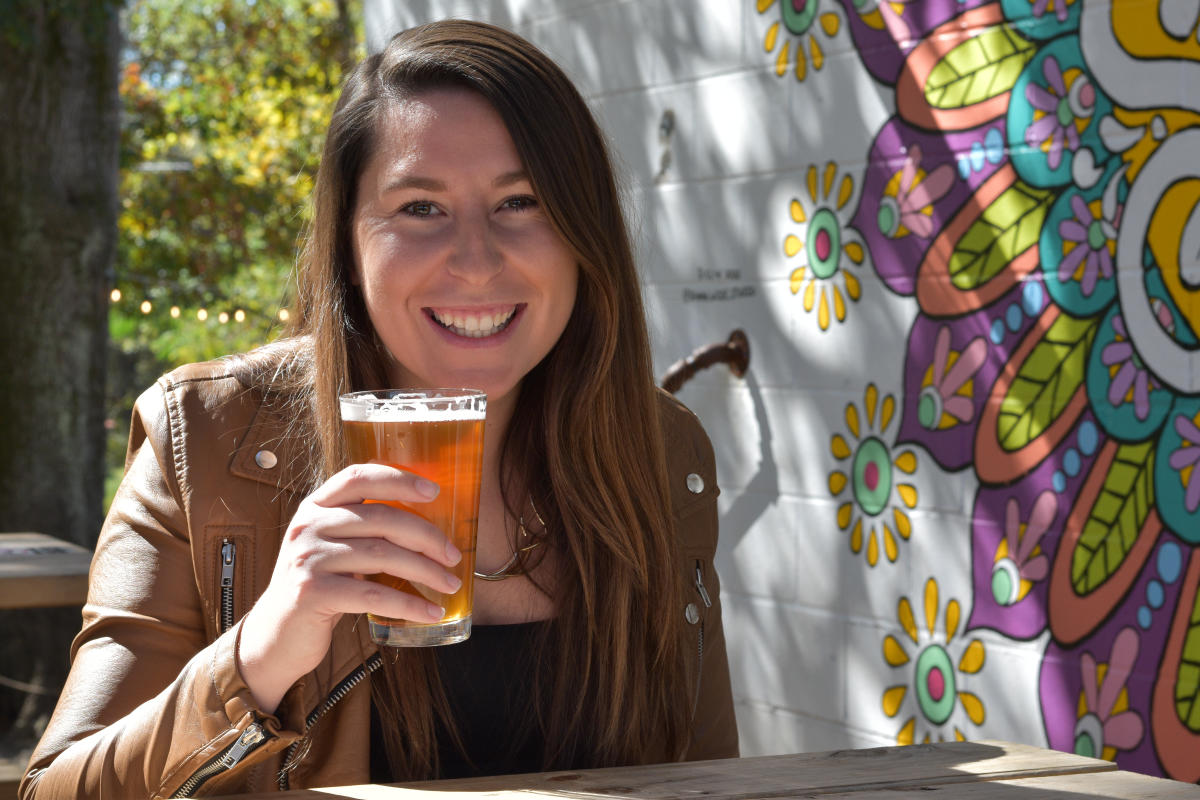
[248,19,690,777]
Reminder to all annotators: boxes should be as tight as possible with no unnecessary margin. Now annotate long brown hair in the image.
[248,19,690,777]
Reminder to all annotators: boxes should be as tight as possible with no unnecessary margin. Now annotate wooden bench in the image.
[0,532,91,610]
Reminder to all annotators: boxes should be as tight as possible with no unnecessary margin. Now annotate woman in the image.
[21,19,736,798]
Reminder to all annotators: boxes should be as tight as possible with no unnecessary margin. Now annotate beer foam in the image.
[340,392,486,422]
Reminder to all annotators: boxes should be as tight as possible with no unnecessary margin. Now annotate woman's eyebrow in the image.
[381,175,445,193]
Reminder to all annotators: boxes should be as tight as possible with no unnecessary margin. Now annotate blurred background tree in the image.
[0,0,362,762]
[108,0,362,505]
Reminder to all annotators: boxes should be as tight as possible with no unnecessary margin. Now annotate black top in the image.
[369,621,549,781]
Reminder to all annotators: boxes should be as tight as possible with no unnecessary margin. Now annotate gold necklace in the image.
[473,498,546,581]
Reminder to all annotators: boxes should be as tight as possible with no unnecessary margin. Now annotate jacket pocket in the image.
[205,525,254,637]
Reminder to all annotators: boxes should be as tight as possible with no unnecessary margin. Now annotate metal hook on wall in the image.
[660,329,750,395]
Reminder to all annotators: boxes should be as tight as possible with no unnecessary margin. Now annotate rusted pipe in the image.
[660,329,750,395]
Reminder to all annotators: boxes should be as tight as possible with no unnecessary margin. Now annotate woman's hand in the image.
[235,463,463,712]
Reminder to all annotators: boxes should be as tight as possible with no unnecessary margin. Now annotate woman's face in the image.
[352,88,578,412]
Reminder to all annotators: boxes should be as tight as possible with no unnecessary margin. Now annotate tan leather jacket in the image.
[20,358,738,798]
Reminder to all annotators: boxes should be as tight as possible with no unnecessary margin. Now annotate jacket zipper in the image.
[220,539,236,633]
[277,650,385,790]
[692,560,712,714]
[171,721,268,798]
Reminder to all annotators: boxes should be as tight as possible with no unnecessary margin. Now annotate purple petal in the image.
[1112,314,1128,337]
[1058,242,1089,283]
[1026,114,1060,148]
[1059,218,1089,243]
[1021,554,1049,581]
[1103,711,1145,749]
[1174,413,1200,442]
[1026,83,1061,112]
[1065,124,1081,152]
[1097,246,1114,280]
[1108,361,1136,407]
[943,337,988,394]
[1188,470,1200,512]
[901,211,935,238]
[942,395,975,423]
[1070,194,1094,225]
[1043,56,1067,96]
[1080,651,1100,710]
[1100,340,1132,366]
[1133,369,1151,421]
[932,325,951,386]
[1167,445,1200,470]
[1081,251,1101,296]
[1098,628,1140,717]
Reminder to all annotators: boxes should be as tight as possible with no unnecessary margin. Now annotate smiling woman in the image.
[19,18,736,800]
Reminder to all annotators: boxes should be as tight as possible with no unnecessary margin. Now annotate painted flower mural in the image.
[839,0,1200,781]
[757,0,844,82]
[828,384,919,566]
[785,162,870,330]
[881,577,987,744]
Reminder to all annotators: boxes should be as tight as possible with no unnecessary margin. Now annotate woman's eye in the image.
[502,195,538,212]
[401,201,436,217]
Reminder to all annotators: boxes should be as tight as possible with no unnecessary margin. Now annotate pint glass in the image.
[339,389,486,646]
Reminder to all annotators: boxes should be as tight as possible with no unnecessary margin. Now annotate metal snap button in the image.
[685,602,700,625]
[686,473,704,494]
[254,449,278,469]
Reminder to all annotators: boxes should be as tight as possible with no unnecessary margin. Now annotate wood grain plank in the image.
[207,741,1117,800]
[0,532,91,609]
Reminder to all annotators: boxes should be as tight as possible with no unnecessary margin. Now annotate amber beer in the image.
[339,389,486,647]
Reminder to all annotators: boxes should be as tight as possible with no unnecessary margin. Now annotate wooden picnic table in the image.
[0,531,91,610]
[208,739,1200,799]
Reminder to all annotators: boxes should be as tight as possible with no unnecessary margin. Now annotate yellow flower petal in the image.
[775,39,789,77]
[811,35,825,72]
[795,49,807,81]
[898,597,918,644]
[924,578,939,635]
[784,233,803,257]
[833,285,846,322]
[845,240,864,264]
[807,164,819,204]
[959,639,986,674]
[790,198,807,224]
[959,691,985,725]
[865,384,879,428]
[955,728,966,742]
[894,508,912,540]
[844,269,862,299]
[790,266,806,294]
[881,392,895,432]
[883,635,910,667]
[820,11,840,37]
[838,502,855,530]
[824,162,837,200]
[897,717,916,745]
[897,483,918,509]
[831,433,852,460]
[883,524,898,562]
[882,685,907,717]
[758,0,776,13]
[829,471,848,496]
[894,450,917,474]
[803,278,817,311]
[867,528,879,566]
[851,518,864,553]
[818,287,831,330]
[946,599,960,641]
[838,173,854,210]
[845,402,860,439]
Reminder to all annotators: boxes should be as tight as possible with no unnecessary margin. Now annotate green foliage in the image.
[107,0,362,508]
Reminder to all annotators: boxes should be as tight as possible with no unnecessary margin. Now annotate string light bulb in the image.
[218,311,230,324]
[197,308,208,321]
[278,308,290,322]
[140,300,152,314]
[110,289,122,302]
[170,306,181,318]
[234,309,246,322]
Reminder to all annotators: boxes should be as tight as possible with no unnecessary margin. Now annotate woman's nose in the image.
[446,215,503,283]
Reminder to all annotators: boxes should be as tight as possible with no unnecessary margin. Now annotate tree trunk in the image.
[0,0,121,755]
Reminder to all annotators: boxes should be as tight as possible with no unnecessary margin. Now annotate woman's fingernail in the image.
[428,603,445,620]
[445,541,462,565]
[445,574,462,593]
[416,478,439,499]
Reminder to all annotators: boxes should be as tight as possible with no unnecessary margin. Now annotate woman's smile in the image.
[426,304,520,339]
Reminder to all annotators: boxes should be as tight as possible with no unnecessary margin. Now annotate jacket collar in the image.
[229,394,309,494]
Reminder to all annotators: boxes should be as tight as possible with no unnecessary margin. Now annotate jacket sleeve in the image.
[19,380,299,800]
[662,392,739,762]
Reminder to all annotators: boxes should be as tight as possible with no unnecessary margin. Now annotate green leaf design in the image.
[950,181,1053,290]
[924,24,1037,110]
[997,312,1097,451]
[1071,440,1155,595]
[1178,589,1200,732]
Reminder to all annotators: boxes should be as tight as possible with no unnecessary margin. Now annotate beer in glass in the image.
[339,389,486,646]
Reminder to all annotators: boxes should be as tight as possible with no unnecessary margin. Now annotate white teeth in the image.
[431,307,516,338]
